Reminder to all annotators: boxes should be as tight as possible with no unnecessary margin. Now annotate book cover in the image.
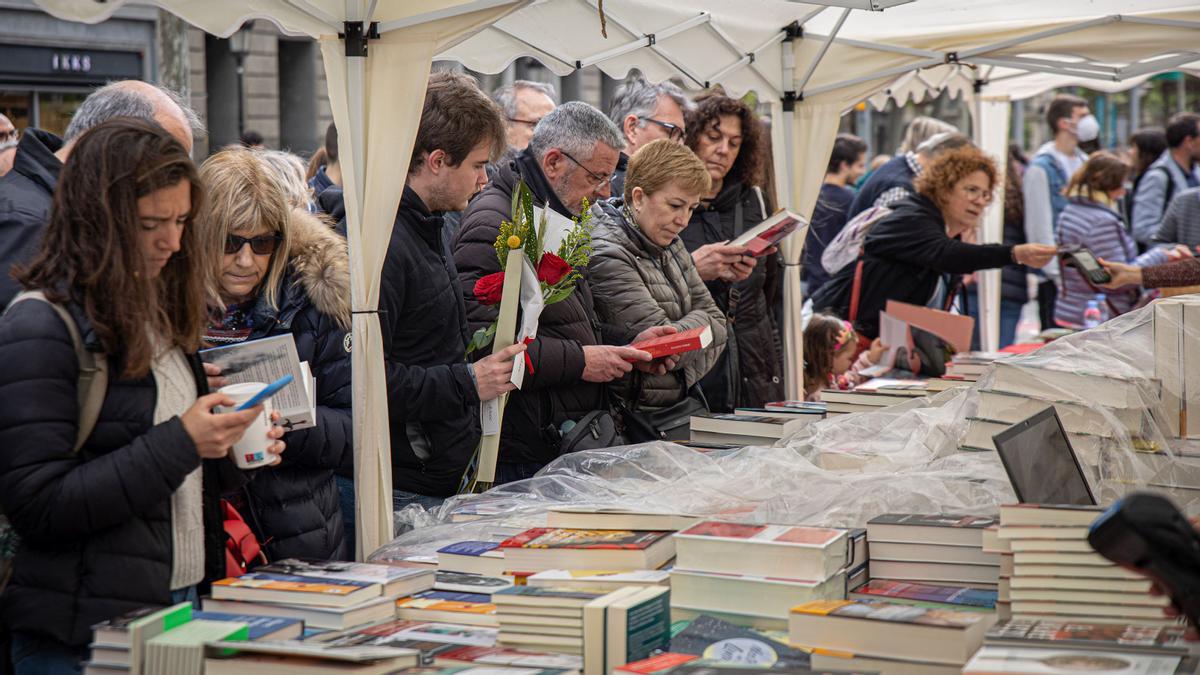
[435,645,583,670]
[611,587,671,666]
[792,600,987,629]
[677,521,844,548]
[850,580,997,609]
[493,586,604,601]
[199,334,314,431]
[260,558,431,586]
[867,514,997,529]
[964,646,1185,674]
[669,615,809,669]
[498,528,670,551]
[628,325,712,360]
[329,619,498,648]
[397,591,497,615]
[529,569,670,584]
[212,572,377,597]
[191,611,303,641]
[617,652,698,674]
[434,571,513,594]
[438,541,503,557]
[986,619,1188,654]
[729,209,805,257]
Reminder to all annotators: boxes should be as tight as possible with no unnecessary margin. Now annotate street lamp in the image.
[227,23,254,138]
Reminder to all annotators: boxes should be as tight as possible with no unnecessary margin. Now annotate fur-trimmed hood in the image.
[285,208,351,330]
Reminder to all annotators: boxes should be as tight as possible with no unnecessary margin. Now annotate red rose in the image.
[474,272,505,305]
[537,253,572,285]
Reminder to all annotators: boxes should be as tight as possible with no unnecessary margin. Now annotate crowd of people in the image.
[0,71,1196,672]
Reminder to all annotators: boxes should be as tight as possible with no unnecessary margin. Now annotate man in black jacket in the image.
[0,80,200,307]
[453,102,668,484]
[381,72,526,507]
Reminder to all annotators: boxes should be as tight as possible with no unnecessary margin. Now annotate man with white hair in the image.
[492,80,557,155]
[0,80,202,306]
[453,101,669,484]
[0,114,16,177]
[607,75,689,197]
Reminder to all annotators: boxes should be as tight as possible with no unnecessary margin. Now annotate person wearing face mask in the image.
[681,92,781,411]
[1054,152,1180,328]
[814,146,1058,340]
[1136,113,1200,247]
[588,139,729,412]
[1023,94,1096,329]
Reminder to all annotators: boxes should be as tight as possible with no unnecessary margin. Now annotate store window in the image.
[0,91,33,132]
[38,92,87,137]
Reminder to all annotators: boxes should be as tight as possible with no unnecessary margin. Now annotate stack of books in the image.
[83,601,309,675]
[819,388,925,416]
[997,504,1169,624]
[201,560,434,631]
[972,618,1198,675]
[865,513,1000,589]
[490,585,670,675]
[687,412,816,446]
[84,602,194,674]
[436,541,509,577]
[495,528,675,573]
[789,599,995,675]
[666,614,811,669]
[669,521,855,629]
[394,590,499,627]
[946,351,1010,381]
[202,640,420,675]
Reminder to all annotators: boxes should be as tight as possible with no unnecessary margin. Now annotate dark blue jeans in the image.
[336,474,356,558]
[494,462,545,486]
[10,632,85,675]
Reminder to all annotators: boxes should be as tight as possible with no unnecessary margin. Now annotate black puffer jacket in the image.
[453,150,613,467]
[0,300,242,647]
[235,210,352,561]
[0,129,62,307]
[679,181,784,411]
[811,193,1014,339]
[380,186,479,497]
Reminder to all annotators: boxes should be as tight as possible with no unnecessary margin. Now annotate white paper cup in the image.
[216,382,276,469]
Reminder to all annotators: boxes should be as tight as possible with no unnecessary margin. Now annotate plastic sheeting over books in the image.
[371,301,1200,562]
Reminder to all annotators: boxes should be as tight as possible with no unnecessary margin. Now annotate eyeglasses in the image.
[507,117,542,128]
[960,185,994,203]
[639,116,685,142]
[559,149,617,192]
[225,234,282,255]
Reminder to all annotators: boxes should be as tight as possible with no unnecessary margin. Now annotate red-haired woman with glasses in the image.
[196,148,353,562]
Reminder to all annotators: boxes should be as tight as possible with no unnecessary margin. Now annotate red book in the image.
[627,325,713,360]
[728,209,805,256]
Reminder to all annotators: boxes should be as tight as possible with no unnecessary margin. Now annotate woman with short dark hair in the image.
[0,118,284,673]
[681,92,781,410]
[812,145,1057,339]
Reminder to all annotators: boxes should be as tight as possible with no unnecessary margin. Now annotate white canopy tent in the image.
[33,0,1200,557]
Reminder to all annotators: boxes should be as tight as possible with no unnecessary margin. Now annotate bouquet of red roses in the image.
[466,179,593,354]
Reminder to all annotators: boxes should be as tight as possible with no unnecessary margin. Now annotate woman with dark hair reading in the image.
[812,145,1057,340]
[0,117,285,672]
[681,92,782,410]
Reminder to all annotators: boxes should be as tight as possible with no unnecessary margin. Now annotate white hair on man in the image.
[529,101,626,163]
[64,81,205,143]
[492,80,558,118]
[608,76,690,134]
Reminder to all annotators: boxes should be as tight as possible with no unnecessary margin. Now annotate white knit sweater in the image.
[150,342,204,590]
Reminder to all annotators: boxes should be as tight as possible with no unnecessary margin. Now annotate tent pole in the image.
[780,24,802,401]
[795,8,851,94]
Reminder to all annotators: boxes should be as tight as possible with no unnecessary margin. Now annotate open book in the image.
[200,334,317,432]
[729,209,807,257]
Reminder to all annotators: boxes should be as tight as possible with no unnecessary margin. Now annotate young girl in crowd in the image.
[0,118,285,673]
[803,313,884,401]
[1054,152,1177,328]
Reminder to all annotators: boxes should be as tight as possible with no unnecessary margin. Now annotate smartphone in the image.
[1061,246,1112,285]
[1088,492,1200,628]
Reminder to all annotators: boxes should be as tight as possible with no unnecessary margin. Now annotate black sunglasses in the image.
[225,234,282,255]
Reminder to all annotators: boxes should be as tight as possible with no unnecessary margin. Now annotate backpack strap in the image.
[7,291,108,453]
[848,259,865,323]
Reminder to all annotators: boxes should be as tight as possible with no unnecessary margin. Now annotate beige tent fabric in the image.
[974,95,1013,352]
[318,6,520,558]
